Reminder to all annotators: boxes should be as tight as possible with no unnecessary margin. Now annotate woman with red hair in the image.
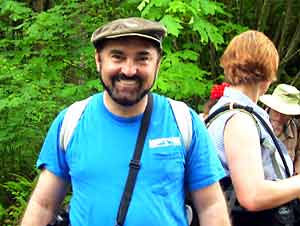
[207,30,300,226]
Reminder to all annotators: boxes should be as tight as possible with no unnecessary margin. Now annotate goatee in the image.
[99,73,150,106]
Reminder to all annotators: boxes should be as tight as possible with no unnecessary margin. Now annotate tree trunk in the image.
[30,0,53,12]
[273,12,284,46]
[238,0,244,24]
[257,0,272,32]
[278,0,293,58]
[255,0,263,27]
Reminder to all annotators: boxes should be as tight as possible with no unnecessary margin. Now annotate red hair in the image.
[220,30,279,85]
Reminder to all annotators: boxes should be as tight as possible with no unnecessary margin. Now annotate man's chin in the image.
[111,95,141,106]
[104,86,150,106]
[111,89,149,105]
[115,99,137,106]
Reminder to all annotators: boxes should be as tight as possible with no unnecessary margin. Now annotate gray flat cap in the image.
[91,17,167,48]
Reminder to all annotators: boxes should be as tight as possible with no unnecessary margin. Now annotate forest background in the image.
[1,0,300,225]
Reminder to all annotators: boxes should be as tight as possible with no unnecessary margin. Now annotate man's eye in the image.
[112,54,123,60]
[138,56,149,62]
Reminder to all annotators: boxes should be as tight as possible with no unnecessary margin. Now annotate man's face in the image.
[95,37,161,106]
[269,109,291,136]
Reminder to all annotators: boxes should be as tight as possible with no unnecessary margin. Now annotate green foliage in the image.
[0,204,5,224]
[139,0,227,47]
[0,1,105,222]
[156,50,211,99]
[1,173,37,226]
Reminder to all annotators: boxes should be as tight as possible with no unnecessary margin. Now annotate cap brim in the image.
[105,33,162,47]
[259,95,300,115]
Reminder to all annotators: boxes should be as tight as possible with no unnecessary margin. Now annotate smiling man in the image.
[21,17,230,226]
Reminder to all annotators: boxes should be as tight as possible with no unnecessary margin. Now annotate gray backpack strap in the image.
[168,98,193,225]
[168,99,192,151]
[59,97,92,151]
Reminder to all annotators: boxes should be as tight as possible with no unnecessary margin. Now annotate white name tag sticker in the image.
[149,137,181,148]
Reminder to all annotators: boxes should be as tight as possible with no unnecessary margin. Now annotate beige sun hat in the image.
[259,84,300,115]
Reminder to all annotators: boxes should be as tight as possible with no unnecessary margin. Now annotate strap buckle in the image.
[129,160,140,169]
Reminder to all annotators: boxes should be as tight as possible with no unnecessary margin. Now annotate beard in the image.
[100,73,153,106]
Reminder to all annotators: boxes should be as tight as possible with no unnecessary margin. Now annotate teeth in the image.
[118,80,137,85]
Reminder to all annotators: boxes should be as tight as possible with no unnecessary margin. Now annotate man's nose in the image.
[120,60,138,77]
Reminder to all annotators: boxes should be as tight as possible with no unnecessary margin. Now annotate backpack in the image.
[58,96,195,225]
[205,103,291,178]
[205,103,300,226]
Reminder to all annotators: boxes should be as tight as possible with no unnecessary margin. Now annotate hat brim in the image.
[259,94,300,115]
[105,33,162,47]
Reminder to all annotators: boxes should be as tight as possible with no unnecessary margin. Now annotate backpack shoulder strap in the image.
[59,97,92,151]
[206,103,265,149]
[206,103,291,178]
[205,103,262,139]
[168,98,192,151]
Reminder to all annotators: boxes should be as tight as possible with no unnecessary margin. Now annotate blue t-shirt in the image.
[37,93,225,226]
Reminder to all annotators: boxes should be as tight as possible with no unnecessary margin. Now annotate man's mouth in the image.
[118,79,137,85]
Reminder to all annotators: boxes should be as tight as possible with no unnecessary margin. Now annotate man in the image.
[21,17,230,226]
[260,83,300,174]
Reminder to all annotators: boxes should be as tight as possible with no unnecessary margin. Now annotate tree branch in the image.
[291,70,300,86]
[279,49,300,66]
[284,20,300,60]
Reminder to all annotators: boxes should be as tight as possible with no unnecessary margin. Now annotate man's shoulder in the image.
[65,93,102,112]
[151,93,173,112]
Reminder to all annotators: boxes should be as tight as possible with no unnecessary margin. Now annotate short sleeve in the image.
[36,109,70,182]
[185,109,225,191]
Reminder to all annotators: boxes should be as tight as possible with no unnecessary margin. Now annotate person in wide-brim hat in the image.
[259,83,300,115]
[260,83,300,175]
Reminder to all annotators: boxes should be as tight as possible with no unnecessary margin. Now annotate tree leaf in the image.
[160,15,183,37]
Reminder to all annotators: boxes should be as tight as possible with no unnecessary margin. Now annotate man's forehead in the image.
[102,37,158,55]
[103,36,158,49]
[108,48,150,55]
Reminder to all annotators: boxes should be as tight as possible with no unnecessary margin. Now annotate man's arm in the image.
[191,182,231,226]
[21,169,68,226]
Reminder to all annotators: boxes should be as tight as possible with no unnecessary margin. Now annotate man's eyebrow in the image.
[137,51,150,56]
[108,49,151,56]
[109,49,124,55]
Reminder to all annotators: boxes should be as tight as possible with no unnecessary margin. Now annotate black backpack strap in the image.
[205,103,291,178]
[205,104,263,144]
[115,93,153,226]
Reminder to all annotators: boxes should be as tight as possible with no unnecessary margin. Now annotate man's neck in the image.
[103,91,148,117]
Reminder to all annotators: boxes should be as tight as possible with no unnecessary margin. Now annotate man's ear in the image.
[95,50,101,72]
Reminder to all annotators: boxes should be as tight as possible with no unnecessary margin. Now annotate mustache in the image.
[112,73,142,83]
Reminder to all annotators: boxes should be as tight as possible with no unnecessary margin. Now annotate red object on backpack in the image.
[210,82,230,100]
